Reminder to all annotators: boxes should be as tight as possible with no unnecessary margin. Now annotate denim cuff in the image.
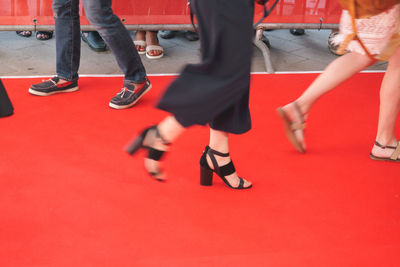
[124,78,146,85]
[57,74,79,82]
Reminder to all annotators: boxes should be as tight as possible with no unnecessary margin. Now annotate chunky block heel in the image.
[125,127,152,155]
[200,165,213,186]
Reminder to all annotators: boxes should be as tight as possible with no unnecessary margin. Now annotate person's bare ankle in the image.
[58,78,69,84]
[375,137,397,147]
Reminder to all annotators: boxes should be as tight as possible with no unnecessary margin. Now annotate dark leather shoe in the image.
[159,30,175,39]
[289,29,305,36]
[184,31,199,41]
[81,31,107,52]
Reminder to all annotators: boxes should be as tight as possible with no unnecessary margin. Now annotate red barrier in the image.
[0,0,341,28]
[257,0,341,24]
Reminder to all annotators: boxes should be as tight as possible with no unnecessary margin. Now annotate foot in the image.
[142,128,170,181]
[29,77,78,96]
[126,126,169,181]
[109,78,152,109]
[206,150,252,188]
[277,102,307,152]
[145,31,163,59]
[133,31,146,54]
[370,140,400,161]
[16,31,32,37]
[36,31,53,41]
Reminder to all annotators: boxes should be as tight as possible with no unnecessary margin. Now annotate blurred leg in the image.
[371,46,400,159]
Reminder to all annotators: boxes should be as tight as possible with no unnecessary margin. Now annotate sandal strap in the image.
[293,101,304,123]
[145,125,169,160]
[146,45,164,52]
[290,101,306,131]
[374,141,397,149]
[153,126,170,145]
[133,40,146,46]
[238,178,244,189]
[291,122,305,131]
[219,161,236,177]
[206,147,231,176]
[148,147,165,161]
[391,141,400,160]
[208,147,230,157]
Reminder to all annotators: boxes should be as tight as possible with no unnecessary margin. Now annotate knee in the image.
[52,0,79,19]
[84,5,116,26]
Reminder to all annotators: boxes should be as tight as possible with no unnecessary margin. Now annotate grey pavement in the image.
[0,29,387,77]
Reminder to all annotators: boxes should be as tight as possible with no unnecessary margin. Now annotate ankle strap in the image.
[153,125,170,145]
[206,146,233,177]
[207,146,230,157]
[374,141,397,149]
[293,101,305,123]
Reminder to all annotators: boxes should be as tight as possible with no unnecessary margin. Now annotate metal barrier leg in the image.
[253,28,274,74]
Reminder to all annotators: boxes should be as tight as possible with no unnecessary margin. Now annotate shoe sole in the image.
[369,153,400,162]
[146,53,164,60]
[277,107,305,153]
[28,86,79,96]
[109,83,152,110]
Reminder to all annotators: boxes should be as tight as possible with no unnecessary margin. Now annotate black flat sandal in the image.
[200,146,252,189]
[16,31,32,37]
[36,31,53,41]
[125,125,170,181]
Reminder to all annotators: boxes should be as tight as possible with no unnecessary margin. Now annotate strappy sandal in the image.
[125,125,170,181]
[16,31,32,38]
[370,141,400,162]
[277,102,306,153]
[146,45,164,59]
[36,31,53,41]
[199,146,252,190]
[133,40,146,55]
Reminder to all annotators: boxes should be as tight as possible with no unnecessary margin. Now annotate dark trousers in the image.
[157,0,254,134]
[0,79,14,117]
[52,0,146,84]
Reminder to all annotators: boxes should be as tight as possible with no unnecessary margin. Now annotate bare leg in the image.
[297,51,374,114]
[207,129,252,187]
[371,46,400,159]
[281,52,374,149]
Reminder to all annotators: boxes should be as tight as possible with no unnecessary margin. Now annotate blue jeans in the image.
[52,0,146,84]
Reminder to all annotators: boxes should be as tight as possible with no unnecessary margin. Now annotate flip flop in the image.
[370,141,400,162]
[16,31,32,38]
[146,45,164,59]
[277,102,306,153]
[36,31,53,41]
[133,40,146,55]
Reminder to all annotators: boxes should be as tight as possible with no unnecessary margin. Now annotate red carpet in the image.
[0,73,399,266]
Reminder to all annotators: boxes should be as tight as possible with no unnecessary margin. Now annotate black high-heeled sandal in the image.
[125,125,169,181]
[199,146,252,189]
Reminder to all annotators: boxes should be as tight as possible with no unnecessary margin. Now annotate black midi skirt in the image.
[157,0,254,134]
